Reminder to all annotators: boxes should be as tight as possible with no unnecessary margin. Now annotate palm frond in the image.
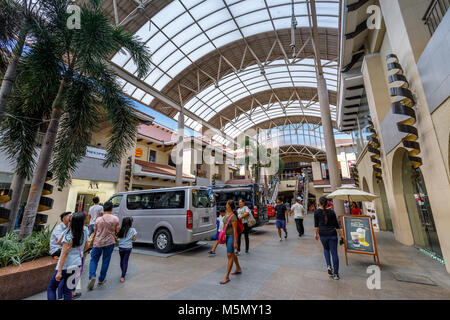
[51,76,98,188]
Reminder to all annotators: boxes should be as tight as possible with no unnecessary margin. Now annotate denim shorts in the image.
[226,235,234,254]
[275,219,286,229]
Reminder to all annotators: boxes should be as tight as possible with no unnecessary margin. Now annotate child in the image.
[117,217,137,283]
[208,207,226,255]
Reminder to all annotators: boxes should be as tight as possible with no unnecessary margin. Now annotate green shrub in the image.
[0,225,54,268]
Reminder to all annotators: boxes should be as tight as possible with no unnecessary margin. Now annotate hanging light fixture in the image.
[290,0,297,53]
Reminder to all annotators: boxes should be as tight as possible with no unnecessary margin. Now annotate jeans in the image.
[119,248,132,278]
[320,235,339,275]
[237,223,250,252]
[47,268,80,300]
[295,218,304,236]
[88,224,95,236]
[89,244,114,282]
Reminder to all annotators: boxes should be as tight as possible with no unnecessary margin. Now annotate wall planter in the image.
[0,256,56,300]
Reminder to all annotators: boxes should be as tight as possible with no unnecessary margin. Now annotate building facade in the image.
[339,0,450,270]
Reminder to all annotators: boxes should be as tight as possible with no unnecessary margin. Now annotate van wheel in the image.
[154,229,173,253]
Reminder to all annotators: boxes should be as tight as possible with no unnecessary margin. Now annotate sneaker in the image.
[333,274,340,280]
[88,278,96,291]
[245,250,249,254]
[284,232,288,239]
[279,238,283,241]
[72,292,82,300]
[327,266,333,276]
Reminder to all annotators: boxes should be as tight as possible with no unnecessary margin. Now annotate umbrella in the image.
[327,186,379,203]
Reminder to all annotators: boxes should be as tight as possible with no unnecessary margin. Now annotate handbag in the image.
[218,215,233,244]
[237,219,244,234]
[247,211,257,227]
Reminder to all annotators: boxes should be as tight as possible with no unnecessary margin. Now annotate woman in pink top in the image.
[88,201,120,290]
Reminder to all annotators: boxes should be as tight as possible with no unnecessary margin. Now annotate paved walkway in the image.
[28,214,450,300]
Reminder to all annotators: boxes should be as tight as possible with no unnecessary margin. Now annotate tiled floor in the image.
[27,214,450,300]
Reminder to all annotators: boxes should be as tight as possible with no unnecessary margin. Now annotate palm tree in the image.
[0,32,60,232]
[0,0,40,123]
[18,0,151,240]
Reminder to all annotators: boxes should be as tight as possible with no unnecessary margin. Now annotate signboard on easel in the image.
[341,215,380,268]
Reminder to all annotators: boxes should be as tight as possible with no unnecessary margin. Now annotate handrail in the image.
[423,0,450,36]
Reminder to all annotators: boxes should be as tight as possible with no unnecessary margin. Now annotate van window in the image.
[192,189,215,208]
[127,191,185,210]
[110,195,123,208]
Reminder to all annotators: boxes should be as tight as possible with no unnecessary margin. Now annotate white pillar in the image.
[175,109,184,186]
[317,74,344,215]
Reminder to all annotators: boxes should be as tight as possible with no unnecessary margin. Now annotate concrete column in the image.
[317,74,344,215]
[175,109,184,186]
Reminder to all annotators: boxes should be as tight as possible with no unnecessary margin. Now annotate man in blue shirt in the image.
[275,197,289,241]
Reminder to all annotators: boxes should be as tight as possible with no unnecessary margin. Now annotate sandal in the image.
[231,270,242,275]
[220,279,230,285]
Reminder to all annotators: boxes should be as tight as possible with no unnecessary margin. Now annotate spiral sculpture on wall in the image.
[34,171,54,231]
[350,165,360,187]
[386,54,422,168]
[367,118,383,183]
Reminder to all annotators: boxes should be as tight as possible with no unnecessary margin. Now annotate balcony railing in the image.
[423,0,450,36]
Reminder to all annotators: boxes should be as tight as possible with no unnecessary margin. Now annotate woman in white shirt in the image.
[237,199,251,254]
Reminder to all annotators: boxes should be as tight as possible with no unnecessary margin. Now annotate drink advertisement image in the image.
[343,216,375,254]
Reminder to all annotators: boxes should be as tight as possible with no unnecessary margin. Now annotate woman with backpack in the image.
[219,199,242,285]
[314,196,344,280]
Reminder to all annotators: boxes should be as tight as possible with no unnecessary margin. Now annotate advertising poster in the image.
[364,201,380,232]
[343,216,375,254]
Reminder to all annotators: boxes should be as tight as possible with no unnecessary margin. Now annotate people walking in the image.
[50,212,71,260]
[117,217,137,283]
[208,207,226,255]
[88,201,120,290]
[275,197,289,241]
[290,197,306,237]
[88,196,103,236]
[237,198,251,254]
[47,212,89,300]
[49,212,72,300]
[314,196,344,280]
[220,200,242,285]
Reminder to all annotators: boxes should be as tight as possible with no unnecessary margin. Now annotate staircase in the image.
[270,176,280,202]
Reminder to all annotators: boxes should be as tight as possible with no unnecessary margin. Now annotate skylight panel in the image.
[152,41,177,65]
[211,30,241,48]
[196,7,229,30]
[152,0,186,28]
[147,31,170,56]
[144,68,164,86]
[141,94,154,105]
[163,12,192,39]
[135,21,157,43]
[122,82,137,95]
[153,74,172,90]
[132,88,146,100]
[111,50,130,67]
[206,20,236,41]
[188,42,216,62]
[181,33,210,56]
[161,51,186,76]
[236,9,270,26]
[172,23,203,48]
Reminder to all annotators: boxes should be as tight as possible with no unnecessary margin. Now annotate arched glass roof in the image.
[108,0,340,141]
[221,100,336,138]
[112,1,339,102]
[177,59,337,123]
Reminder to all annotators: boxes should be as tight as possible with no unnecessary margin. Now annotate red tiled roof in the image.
[225,179,255,184]
[135,159,194,179]
[137,123,176,143]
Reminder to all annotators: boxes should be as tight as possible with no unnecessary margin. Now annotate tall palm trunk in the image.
[6,173,26,233]
[18,80,65,240]
[0,27,27,123]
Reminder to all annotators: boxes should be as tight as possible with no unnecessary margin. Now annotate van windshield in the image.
[192,189,215,208]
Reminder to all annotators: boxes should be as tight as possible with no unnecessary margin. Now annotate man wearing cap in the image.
[290,197,306,237]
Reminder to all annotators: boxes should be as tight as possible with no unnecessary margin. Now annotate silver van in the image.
[107,186,216,253]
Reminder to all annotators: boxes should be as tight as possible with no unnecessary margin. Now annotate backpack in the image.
[218,215,233,244]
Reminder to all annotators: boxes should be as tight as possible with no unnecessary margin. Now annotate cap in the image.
[297,197,302,201]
